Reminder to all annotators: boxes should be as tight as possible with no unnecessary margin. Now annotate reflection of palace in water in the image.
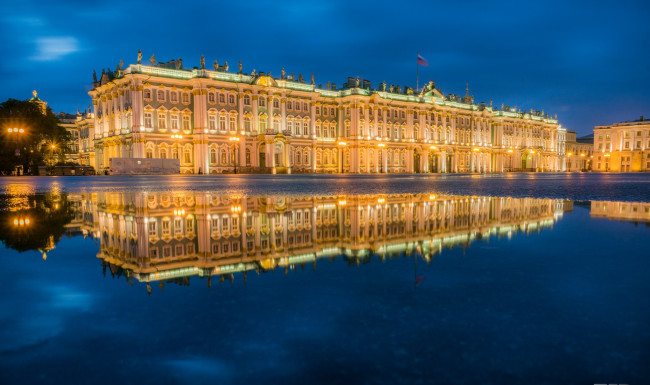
[590,201,650,223]
[68,192,572,290]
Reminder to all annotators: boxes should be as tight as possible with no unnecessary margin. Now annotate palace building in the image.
[87,55,567,174]
[593,116,650,172]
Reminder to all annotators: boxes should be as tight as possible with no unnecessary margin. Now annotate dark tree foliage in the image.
[0,193,74,253]
[0,98,71,175]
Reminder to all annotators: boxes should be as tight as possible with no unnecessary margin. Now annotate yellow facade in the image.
[593,117,650,172]
[87,62,566,174]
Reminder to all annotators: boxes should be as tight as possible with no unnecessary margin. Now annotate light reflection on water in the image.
[0,184,649,384]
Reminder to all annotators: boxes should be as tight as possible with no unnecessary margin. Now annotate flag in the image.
[417,54,428,66]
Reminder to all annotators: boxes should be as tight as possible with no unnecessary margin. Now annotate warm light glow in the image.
[377,143,386,148]
[530,150,535,154]
[567,152,572,156]
[230,205,242,213]
[473,147,479,152]
[429,195,436,200]
[229,136,240,142]
[604,153,610,157]
[507,149,514,153]
[580,153,585,157]
[51,145,56,149]
[13,128,18,132]
[377,198,385,203]
[25,218,30,225]
[13,219,18,225]
[338,141,347,146]
[338,200,346,206]
[7,128,11,133]
[19,128,24,133]
[430,145,437,150]
[173,209,186,216]
[171,134,183,139]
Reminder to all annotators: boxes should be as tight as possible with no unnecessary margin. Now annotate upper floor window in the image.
[258,97,266,107]
[182,93,190,104]
[229,94,235,104]
[244,95,251,106]
[144,89,152,100]
[157,90,165,102]
[208,92,216,104]
[219,93,225,104]
[170,92,178,103]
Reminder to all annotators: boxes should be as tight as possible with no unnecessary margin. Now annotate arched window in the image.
[243,95,251,105]
[221,149,227,165]
[259,115,267,132]
[244,116,251,132]
[245,148,251,166]
[160,148,167,159]
[184,149,192,164]
[210,148,217,165]
[146,149,153,158]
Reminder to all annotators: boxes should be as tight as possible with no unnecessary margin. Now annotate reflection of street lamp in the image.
[378,143,386,173]
[338,141,346,173]
[229,136,240,174]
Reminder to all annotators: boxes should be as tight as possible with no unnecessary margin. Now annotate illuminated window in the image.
[157,111,167,130]
[219,93,225,104]
[157,90,165,101]
[244,95,251,106]
[258,97,266,107]
[182,93,190,104]
[208,92,216,104]
[182,115,191,130]
[229,94,235,104]
[144,112,153,128]
[171,114,179,130]
[170,92,178,103]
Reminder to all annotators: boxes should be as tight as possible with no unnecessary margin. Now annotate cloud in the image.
[30,36,79,61]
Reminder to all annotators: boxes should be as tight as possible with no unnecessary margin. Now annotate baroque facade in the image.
[88,58,567,174]
[593,116,650,172]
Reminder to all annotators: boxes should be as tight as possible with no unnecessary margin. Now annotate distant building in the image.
[85,56,568,174]
[593,116,649,172]
[565,130,593,171]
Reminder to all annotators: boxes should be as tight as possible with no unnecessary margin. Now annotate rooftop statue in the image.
[281,68,286,79]
[150,54,156,66]
[298,74,304,83]
[289,72,294,80]
[137,49,142,64]
[200,55,205,69]
[326,81,331,89]
[355,77,360,88]
[224,61,229,72]
[32,90,38,99]
[379,81,386,91]
[251,69,256,76]
[176,58,183,70]
[119,59,124,69]
[239,61,243,74]
[213,60,219,71]
[311,72,315,85]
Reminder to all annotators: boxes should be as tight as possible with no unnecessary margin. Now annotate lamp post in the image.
[580,153,586,171]
[171,134,183,162]
[604,153,610,172]
[567,152,572,172]
[378,143,386,173]
[229,136,240,174]
[338,141,346,173]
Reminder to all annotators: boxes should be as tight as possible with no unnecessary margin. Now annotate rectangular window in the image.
[183,115,190,130]
[157,90,165,102]
[144,112,153,128]
[219,93,225,104]
[170,92,178,103]
[158,113,166,130]
[182,93,190,104]
[171,114,179,129]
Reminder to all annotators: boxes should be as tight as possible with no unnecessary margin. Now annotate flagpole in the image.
[416,52,419,93]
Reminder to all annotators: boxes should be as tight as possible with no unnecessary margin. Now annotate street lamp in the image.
[567,152,572,172]
[604,153,610,172]
[338,141,346,173]
[229,136,240,174]
[378,143,386,173]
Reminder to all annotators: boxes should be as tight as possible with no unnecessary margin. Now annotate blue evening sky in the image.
[1,0,648,136]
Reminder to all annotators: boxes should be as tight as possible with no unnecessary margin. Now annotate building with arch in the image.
[88,59,567,174]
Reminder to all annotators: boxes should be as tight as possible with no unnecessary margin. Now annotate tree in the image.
[0,98,71,175]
